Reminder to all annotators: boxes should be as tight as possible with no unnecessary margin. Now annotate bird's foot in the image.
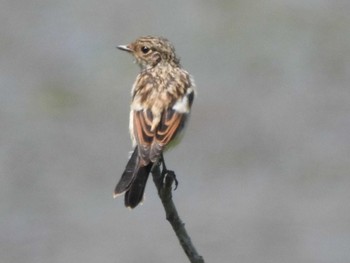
[161,168,178,190]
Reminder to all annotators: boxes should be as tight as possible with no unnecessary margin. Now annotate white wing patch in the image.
[129,110,137,147]
[172,86,194,113]
[172,96,189,113]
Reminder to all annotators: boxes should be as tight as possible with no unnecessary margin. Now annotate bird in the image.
[114,36,195,208]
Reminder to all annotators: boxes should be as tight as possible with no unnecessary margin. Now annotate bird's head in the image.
[118,36,180,69]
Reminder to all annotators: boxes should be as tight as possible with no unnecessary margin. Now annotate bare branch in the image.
[152,165,205,263]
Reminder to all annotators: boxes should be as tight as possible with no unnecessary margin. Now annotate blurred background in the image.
[1,1,350,262]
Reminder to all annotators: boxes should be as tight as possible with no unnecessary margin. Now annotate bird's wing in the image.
[132,77,195,163]
[150,87,195,161]
[132,107,187,163]
[132,110,154,164]
[149,108,187,162]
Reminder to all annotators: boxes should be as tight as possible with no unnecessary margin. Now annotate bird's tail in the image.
[114,147,153,208]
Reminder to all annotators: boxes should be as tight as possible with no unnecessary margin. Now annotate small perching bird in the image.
[114,36,195,208]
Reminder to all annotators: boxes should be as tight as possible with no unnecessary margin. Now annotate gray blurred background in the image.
[1,1,350,262]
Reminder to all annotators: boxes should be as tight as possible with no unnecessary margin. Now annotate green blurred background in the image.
[1,1,350,262]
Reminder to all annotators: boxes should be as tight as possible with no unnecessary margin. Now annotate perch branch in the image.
[151,163,205,263]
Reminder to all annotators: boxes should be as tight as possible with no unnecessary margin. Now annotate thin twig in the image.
[151,164,205,263]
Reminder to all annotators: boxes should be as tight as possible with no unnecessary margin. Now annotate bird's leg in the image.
[160,154,178,190]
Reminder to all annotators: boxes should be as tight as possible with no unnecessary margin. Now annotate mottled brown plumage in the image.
[114,36,195,208]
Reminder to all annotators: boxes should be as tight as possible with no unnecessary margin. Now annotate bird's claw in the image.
[162,169,178,190]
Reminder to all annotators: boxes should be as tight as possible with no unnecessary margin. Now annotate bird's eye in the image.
[141,46,150,54]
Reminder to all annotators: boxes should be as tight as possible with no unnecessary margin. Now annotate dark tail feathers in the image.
[114,147,153,208]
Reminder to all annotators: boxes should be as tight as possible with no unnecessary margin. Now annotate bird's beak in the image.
[117,45,132,52]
